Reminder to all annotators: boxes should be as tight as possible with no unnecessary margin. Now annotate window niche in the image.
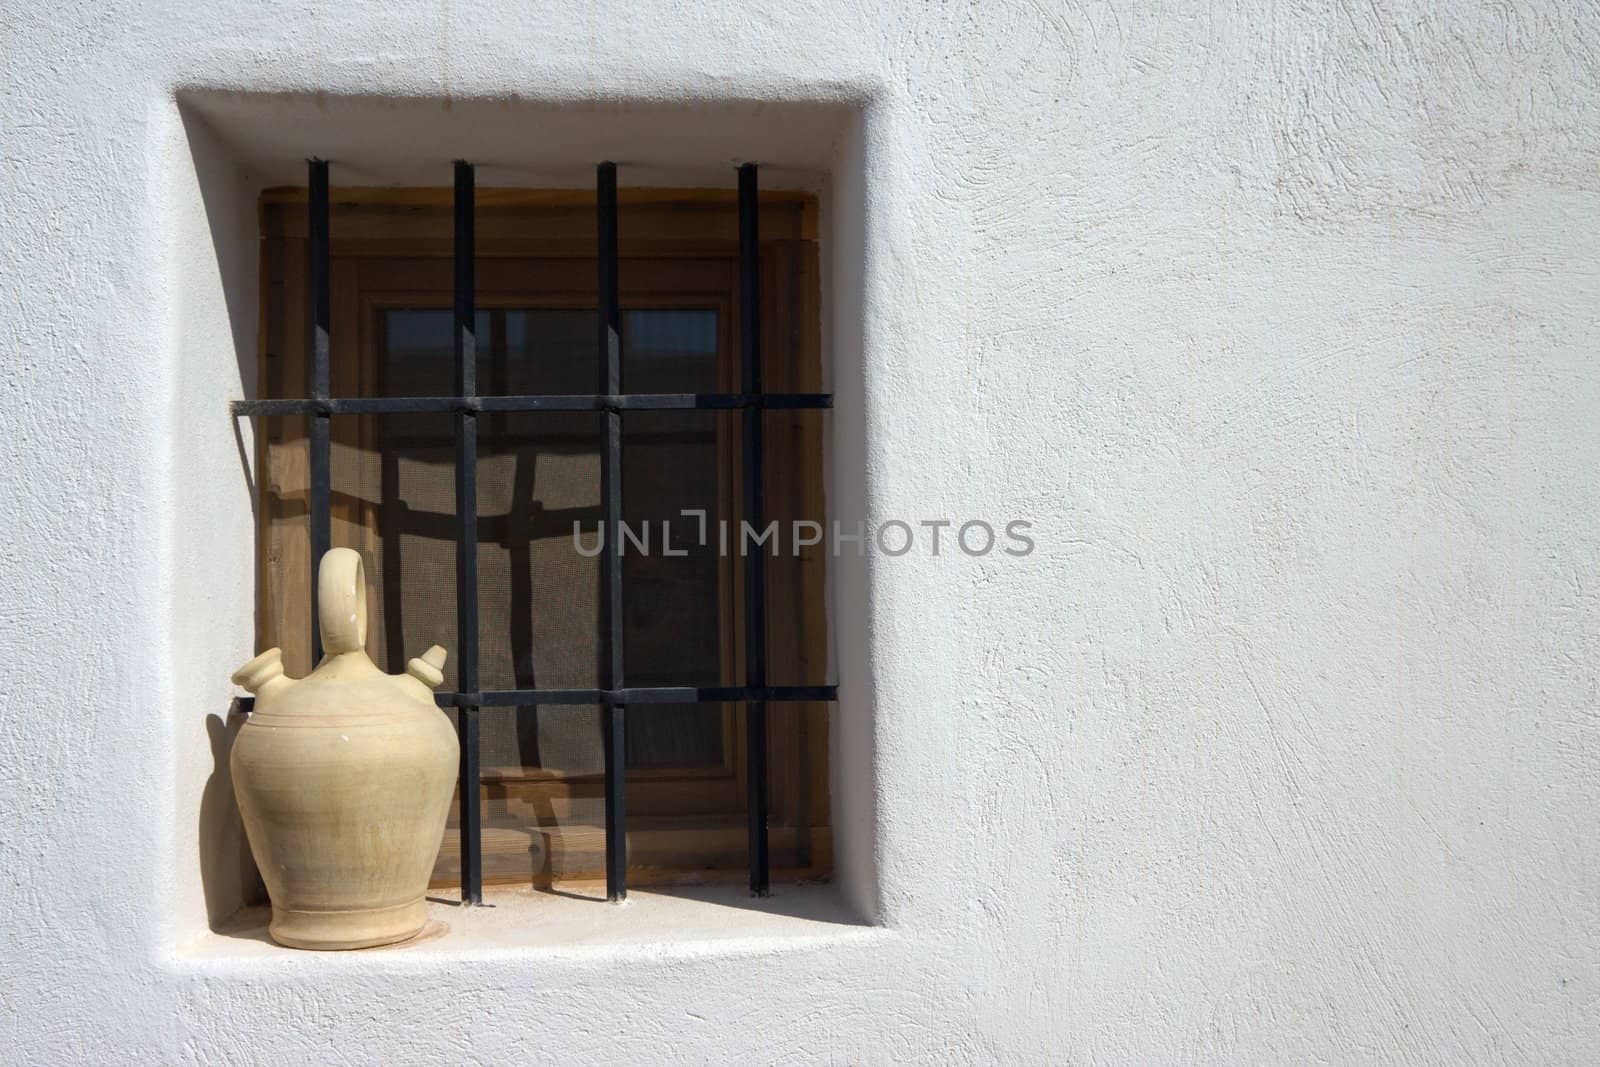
[173,92,880,942]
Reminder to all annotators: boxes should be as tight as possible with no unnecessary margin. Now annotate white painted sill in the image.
[175,884,883,968]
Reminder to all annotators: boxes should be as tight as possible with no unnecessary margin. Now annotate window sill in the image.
[174,883,881,968]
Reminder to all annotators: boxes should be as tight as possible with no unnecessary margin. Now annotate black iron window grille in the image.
[233,160,837,903]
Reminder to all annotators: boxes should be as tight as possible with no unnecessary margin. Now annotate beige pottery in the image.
[230,548,458,950]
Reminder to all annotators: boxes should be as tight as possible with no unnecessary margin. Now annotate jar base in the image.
[268,898,429,950]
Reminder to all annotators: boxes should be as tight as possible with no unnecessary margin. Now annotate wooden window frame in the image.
[257,188,830,889]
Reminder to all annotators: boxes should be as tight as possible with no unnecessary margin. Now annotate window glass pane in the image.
[622,308,718,393]
[379,309,488,395]
[482,309,596,395]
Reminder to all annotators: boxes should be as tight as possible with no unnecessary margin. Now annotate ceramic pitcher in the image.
[230,548,458,949]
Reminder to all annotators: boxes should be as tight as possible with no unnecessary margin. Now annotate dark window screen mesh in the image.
[338,307,727,776]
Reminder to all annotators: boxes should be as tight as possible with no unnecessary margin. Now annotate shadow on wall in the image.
[177,102,259,497]
[177,102,267,929]
[199,708,265,927]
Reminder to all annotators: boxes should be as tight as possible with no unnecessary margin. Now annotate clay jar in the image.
[230,548,458,949]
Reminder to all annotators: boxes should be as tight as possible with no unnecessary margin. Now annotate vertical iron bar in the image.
[738,162,770,896]
[453,161,483,905]
[307,160,332,664]
[597,161,627,903]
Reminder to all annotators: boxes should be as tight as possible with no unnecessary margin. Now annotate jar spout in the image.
[405,645,448,690]
[232,647,294,702]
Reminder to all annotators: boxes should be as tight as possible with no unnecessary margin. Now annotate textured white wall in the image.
[3,1,1599,1062]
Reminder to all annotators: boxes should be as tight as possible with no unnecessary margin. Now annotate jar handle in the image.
[318,548,368,655]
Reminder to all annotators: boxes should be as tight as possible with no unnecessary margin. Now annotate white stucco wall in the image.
[3,1,1598,1062]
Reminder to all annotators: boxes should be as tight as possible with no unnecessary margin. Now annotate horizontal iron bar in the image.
[454,685,837,707]
[232,393,832,416]
[232,684,837,714]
